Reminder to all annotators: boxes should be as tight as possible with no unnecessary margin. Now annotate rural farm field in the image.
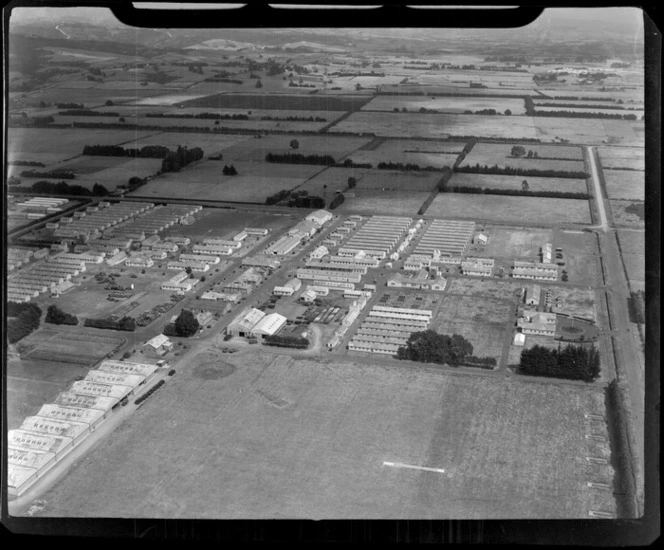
[336,189,430,216]
[426,194,592,225]
[345,138,464,169]
[31,353,615,519]
[360,95,527,115]
[330,111,539,140]
[603,170,645,201]
[446,173,588,194]
[597,146,645,171]
[609,200,645,229]
[462,142,585,165]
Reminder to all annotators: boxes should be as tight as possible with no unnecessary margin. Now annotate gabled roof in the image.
[145,334,170,349]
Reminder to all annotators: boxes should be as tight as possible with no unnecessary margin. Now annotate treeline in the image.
[59,110,120,117]
[7,302,42,344]
[463,108,499,115]
[14,180,109,197]
[8,160,45,167]
[456,163,589,179]
[337,159,372,169]
[519,343,600,382]
[459,356,497,369]
[45,305,78,325]
[265,152,336,165]
[260,115,327,122]
[439,184,589,200]
[145,112,249,120]
[263,334,310,349]
[396,330,474,366]
[535,102,627,110]
[57,102,84,109]
[21,169,75,179]
[84,316,136,331]
[629,290,646,324]
[82,144,172,158]
[533,109,639,120]
[266,189,326,209]
[376,161,446,172]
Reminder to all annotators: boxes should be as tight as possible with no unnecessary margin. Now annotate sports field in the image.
[426,194,592,225]
[30,353,615,519]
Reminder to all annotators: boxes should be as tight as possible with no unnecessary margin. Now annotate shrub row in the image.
[21,169,75,179]
[328,193,345,210]
[533,109,639,120]
[145,112,249,120]
[8,160,45,167]
[440,185,589,200]
[45,305,78,325]
[263,335,310,349]
[59,110,120,117]
[265,152,336,165]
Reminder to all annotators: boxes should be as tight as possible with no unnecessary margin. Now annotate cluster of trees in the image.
[462,108,502,115]
[266,189,291,205]
[188,63,205,74]
[204,77,243,84]
[519,343,600,382]
[288,81,315,88]
[59,109,120,117]
[134,380,166,406]
[265,152,336,166]
[396,330,474,366]
[21,169,75,179]
[263,334,310,349]
[45,305,78,325]
[222,165,238,175]
[19,180,109,197]
[57,102,85,109]
[511,145,540,158]
[161,146,205,173]
[460,356,497,369]
[7,302,42,344]
[338,159,372,169]
[163,310,200,337]
[456,163,589,179]
[260,115,327,122]
[84,316,136,331]
[292,195,326,209]
[347,177,357,188]
[145,112,249,120]
[328,193,345,210]
[438,184,589,200]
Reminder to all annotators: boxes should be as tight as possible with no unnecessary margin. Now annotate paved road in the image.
[586,147,645,468]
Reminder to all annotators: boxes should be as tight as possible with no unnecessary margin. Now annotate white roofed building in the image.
[306,209,333,227]
[251,313,287,339]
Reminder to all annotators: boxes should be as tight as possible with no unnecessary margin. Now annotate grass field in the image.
[609,200,645,229]
[7,127,155,164]
[616,231,646,290]
[480,226,555,259]
[24,87,164,108]
[361,95,526,115]
[426,194,592,225]
[597,147,645,171]
[132,160,325,202]
[533,117,642,146]
[535,106,644,118]
[220,134,371,162]
[548,287,596,320]
[179,93,372,111]
[336,189,430,216]
[447,278,523,302]
[330,111,539,140]
[460,143,586,171]
[126,131,253,155]
[447,173,587,194]
[30,353,615,519]
[603,170,644,201]
[345,139,464,169]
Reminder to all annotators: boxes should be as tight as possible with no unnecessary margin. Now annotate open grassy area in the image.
[609,200,645,229]
[336,189,430,216]
[548,287,597,321]
[361,95,526,115]
[426,194,592,225]
[447,173,587,194]
[179,92,372,111]
[126,131,254,155]
[597,146,645,171]
[30,352,614,519]
[447,278,524,302]
[330,111,539,140]
[460,143,585,171]
[7,127,155,165]
[345,139,464,170]
[479,226,555,259]
[131,160,325,203]
[603,170,645,201]
[533,117,639,146]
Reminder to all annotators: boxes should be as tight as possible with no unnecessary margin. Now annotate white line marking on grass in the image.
[383,461,446,474]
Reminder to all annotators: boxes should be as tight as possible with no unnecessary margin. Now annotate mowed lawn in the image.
[426,194,592,225]
[31,353,615,519]
[330,111,539,140]
[603,170,645,201]
[447,173,587,194]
